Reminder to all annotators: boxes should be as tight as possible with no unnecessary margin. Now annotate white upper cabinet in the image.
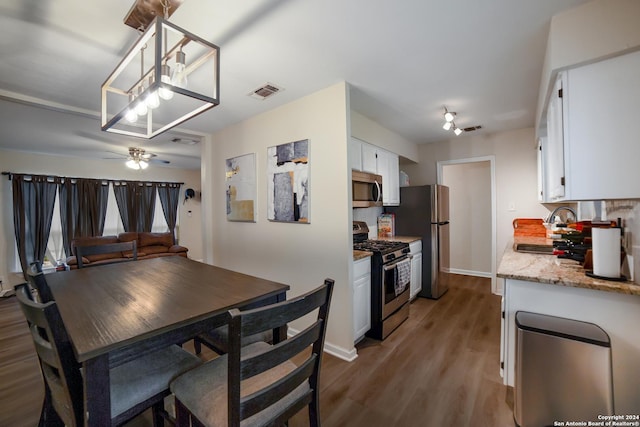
[539,50,640,201]
[541,74,566,202]
[562,50,640,200]
[349,137,400,206]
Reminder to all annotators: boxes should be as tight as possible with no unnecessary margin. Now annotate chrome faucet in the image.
[546,206,577,225]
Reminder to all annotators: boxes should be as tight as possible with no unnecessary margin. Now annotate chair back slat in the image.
[239,284,329,337]
[240,355,316,419]
[241,320,322,379]
[75,241,137,268]
[15,284,84,426]
[227,278,334,427]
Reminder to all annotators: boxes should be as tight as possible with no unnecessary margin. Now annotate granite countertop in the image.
[353,250,372,261]
[498,237,640,296]
[376,235,421,243]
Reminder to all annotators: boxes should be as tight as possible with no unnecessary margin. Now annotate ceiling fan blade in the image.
[149,158,170,164]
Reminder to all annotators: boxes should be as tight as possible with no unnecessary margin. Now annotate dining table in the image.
[44,255,290,426]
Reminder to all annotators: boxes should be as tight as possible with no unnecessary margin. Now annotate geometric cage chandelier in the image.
[101,1,220,139]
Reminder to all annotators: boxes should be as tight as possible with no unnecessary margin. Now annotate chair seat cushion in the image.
[110,345,201,418]
[170,342,309,427]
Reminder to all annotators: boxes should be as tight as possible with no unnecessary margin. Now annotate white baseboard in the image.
[449,268,492,279]
[288,327,358,362]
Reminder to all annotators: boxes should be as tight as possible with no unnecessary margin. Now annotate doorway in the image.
[438,156,496,292]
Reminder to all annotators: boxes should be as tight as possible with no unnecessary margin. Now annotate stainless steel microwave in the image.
[352,170,383,207]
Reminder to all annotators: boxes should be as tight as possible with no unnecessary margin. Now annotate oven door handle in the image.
[383,257,409,271]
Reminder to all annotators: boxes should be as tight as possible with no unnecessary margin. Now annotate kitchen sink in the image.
[515,243,554,255]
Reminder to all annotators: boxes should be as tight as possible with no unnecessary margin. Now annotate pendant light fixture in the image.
[101,0,220,139]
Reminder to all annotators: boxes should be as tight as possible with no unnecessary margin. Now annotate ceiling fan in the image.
[106,147,170,170]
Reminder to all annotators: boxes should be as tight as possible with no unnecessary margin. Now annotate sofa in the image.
[66,232,188,269]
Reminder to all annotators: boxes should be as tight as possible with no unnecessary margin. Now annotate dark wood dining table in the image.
[44,256,289,427]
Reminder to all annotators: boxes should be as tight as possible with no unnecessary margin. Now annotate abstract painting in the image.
[225,153,256,222]
[267,139,309,223]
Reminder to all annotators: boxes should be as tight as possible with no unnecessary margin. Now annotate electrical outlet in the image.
[508,202,516,212]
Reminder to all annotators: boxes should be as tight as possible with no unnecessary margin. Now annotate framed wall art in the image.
[266,139,309,223]
[225,153,257,222]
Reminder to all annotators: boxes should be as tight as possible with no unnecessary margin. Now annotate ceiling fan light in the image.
[126,159,140,169]
[454,127,463,136]
[139,160,149,169]
[443,122,452,131]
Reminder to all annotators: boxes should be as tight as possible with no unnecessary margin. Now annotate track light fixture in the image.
[442,106,465,137]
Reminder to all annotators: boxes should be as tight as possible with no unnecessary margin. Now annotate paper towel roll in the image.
[592,228,621,278]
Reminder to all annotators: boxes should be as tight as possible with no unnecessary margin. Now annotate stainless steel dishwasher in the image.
[514,311,614,427]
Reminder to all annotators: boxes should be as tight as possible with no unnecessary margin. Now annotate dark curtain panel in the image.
[157,183,181,242]
[59,179,109,257]
[138,182,157,232]
[113,181,157,232]
[12,175,58,278]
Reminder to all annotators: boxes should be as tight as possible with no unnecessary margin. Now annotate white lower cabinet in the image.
[502,278,640,414]
[352,257,371,343]
[409,240,422,300]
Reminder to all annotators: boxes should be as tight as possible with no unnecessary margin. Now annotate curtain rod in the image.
[1,171,184,186]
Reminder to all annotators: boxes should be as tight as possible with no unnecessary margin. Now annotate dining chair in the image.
[75,240,137,268]
[170,278,334,427]
[14,283,202,427]
[193,323,273,355]
[26,260,54,303]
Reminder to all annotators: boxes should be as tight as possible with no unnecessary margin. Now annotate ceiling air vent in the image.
[463,125,483,132]
[248,83,283,100]
[171,137,201,145]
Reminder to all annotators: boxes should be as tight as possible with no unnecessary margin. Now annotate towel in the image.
[394,258,412,296]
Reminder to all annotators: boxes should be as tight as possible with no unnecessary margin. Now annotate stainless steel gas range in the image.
[353,221,411,340]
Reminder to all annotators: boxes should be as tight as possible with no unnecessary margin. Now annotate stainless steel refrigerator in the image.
[387,185,450,299]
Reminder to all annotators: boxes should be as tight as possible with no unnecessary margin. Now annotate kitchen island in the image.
[498,238,640,414]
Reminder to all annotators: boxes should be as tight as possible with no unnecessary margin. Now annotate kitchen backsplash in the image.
[603,199,639,284]
[353,207,383,239]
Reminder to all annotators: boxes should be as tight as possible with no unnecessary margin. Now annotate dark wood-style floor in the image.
[0,275,514,426]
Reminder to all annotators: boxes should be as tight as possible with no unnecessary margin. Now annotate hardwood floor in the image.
[0,274,514,426]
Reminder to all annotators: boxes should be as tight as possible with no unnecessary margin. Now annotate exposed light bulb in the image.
[126,159,140,170]
[444,111,455,122]
[443,122,452,131]
[125,93,138,123]
[145,78,160,109]
[454,127,463,136]
[135,86,148,116]
[159,64,174,100]
[171,51,188,89]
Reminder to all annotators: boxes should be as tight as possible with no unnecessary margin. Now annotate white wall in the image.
[402,127,549,293]
[201,82,355,359]
[442,161,492,276]
[350,110,419,162]
[0,149,202,284]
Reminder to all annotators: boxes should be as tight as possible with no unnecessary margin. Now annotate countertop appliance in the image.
[352,170,383,208]
[386,184,450,299]
[353,221,411,340]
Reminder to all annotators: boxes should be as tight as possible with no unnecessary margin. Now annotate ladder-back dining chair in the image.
[14,283,202,427]
[171,278,334,427]
[75,240,137,268]
[26,260,54,303]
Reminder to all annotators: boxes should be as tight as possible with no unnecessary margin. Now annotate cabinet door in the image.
[349,137,363,171]
[377,149,400,206]
[564,50,640,200]
[410,252,422,299]
[353,274,371,341]
[545,74,566,200]
[361,143,378,174]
